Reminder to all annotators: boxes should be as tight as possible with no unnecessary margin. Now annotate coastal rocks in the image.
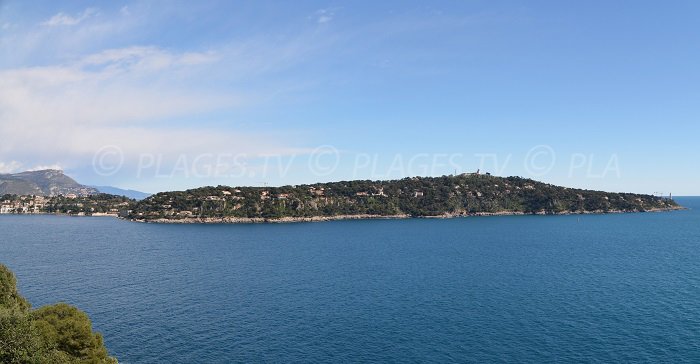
[129,206,685,224]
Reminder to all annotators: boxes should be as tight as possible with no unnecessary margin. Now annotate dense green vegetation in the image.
[43,194,133,215]
[129,174,680,221]
[0,264,117,363]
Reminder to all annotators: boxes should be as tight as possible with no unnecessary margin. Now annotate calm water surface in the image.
[1,197,699,363]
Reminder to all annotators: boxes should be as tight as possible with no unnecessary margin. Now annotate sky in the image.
[1,0,699,195]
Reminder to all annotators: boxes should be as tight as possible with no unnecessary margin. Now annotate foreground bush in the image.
[0,264,117,364]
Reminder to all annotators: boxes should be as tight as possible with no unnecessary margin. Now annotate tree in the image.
[0,265,30,312]
[33,304,116,364]
[0,264,117,364]
[0,308,45,364]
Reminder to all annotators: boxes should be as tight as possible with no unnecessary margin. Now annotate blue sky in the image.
[1,1,698,195]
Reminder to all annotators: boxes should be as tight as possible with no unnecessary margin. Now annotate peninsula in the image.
[126,174,682,223]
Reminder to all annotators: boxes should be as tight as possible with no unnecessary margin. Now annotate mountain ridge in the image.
[0,169,98,197]
[91,185,151,200]
[0,169,151,199]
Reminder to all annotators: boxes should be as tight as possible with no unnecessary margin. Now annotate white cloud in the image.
[316,9,334,24]
[27,164,64,172]
[0,44,310,181]
[41,8,99,27]
[1,5,340,187]
[79,46,220,71]
[0,162,66,174]
[0,46,223,128]
[0,161,22,174]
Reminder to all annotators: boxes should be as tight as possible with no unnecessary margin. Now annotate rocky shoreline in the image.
[128,206,686,224]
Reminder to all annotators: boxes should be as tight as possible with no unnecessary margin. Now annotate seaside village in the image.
[0,195,51,214]
[0,194,129,216]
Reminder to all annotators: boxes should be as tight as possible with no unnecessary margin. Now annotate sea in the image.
[1,197,699,363]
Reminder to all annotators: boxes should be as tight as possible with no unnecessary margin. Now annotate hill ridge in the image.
[128,174,681,222]
[0,169,97,197]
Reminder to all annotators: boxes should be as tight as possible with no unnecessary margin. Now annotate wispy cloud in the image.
[26,164,64,172]
[0,25,323,187]
[0,162,67,174]
[0,161,22,174]
[0,2,371,188]
[41,8,99,27]
[315,9,334,24]
[79,46,220,72]
[0,45,259,151]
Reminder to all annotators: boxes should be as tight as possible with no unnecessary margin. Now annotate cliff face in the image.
[0,170,98,197]
[129,174,681,221]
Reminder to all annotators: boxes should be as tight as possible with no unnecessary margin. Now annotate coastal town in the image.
[0,194,133,216]
[0,195,48,214]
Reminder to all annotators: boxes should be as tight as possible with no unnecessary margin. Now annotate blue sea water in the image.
[1,198,700,363]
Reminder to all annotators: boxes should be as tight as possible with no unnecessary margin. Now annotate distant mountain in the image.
[91,186,151,200]
[0,170,98,197]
